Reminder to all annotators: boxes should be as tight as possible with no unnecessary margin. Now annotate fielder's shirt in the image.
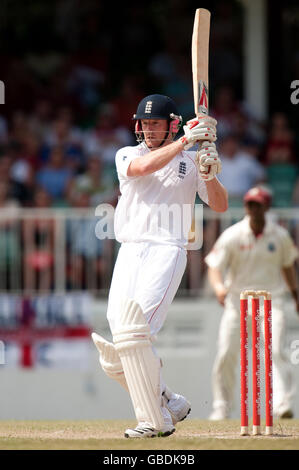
[114,142,209,248]
[205,215,298,296]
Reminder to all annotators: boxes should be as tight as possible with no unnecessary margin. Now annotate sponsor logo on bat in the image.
[198,81,208,114]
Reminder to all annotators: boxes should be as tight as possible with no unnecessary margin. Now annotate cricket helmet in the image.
[133,94,182,145]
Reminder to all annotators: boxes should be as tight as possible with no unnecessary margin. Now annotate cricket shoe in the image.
[208,406,229,421]
[124,422,175,438]
[162,388,191,425]
[279,409,294,419]
[274,405,294,419]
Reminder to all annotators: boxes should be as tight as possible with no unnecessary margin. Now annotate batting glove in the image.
[180,115,217,150]
[195,141,222,181]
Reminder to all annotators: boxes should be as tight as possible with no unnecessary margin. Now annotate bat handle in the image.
[198,140,210,173]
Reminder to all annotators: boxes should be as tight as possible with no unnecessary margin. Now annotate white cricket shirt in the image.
[205,215,298,296]
[114,143,208,248]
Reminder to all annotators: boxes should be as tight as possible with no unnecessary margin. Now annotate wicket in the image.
[240,290,273,436]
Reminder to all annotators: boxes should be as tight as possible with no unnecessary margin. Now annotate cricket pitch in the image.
[0,419,298,450]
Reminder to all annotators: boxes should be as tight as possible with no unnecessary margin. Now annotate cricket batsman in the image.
[92,94,228,437]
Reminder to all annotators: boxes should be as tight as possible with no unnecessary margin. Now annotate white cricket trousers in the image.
[107,242,187,336]
[211,293,295,415]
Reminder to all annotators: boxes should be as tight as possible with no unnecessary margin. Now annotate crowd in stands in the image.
[0,82,297,293]
[211,88,299,208]
[0,1,297,212]
[0,89,298,212]
[0,102,129,211]
[0,0,297,293]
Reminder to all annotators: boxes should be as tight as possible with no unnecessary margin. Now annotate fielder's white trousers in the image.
[107,242,187,336]
[211,293,295,416]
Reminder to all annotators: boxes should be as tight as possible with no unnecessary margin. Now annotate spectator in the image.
[32,186,53,209]
[217,133,266,206]
[240,137,262,161]
[263,112,298,207]
[0,180,19,209]
[23,187,55,291]
[6,141,35,198]
[28,98,53,142]
[41,115,84,171]
[56,106,83,145]
[66,63,104,111]
[234,110,265,148]
[210,85,241,140]
[83,103,134,173]
[210,85,265,145]
[21,131,42,172]
[264,112,296,165]
[66,188,105,290]
[110,77,145,130]
[8,110,29,145]
[36,146,73,205]
[0,180,20,290]
[67,155,118,207]
[0,153,31,205]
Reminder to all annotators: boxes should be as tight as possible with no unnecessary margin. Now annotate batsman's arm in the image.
[127,117,212,177]
[205,177,228,213]
[127,140,185,177]
[207,266,228,306]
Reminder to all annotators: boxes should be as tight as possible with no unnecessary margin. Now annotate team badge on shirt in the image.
[178,161,187,179]
[268,242,276,252]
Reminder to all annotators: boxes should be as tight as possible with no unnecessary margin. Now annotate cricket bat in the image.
[192,8,210,117]
[188,8,211,246]
[192,8,211,174]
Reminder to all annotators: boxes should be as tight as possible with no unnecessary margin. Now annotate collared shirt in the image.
[114,143,208,248]
[205,215,298,296]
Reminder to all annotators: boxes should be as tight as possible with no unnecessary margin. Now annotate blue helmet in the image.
[133,94,180,120]
[133,94,182,144]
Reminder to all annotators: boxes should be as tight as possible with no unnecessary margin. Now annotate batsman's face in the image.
[141,119,170,149]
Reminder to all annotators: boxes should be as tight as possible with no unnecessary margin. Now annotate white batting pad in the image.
[91,332,128,390]
[113,299,165,430]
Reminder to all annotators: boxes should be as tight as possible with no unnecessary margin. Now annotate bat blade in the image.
[192,8,211,116]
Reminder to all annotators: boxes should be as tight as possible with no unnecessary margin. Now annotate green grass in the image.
[0,419,298,450]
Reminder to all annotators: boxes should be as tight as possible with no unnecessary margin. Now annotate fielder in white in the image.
[92,94,228,438]
[206,186,299,420]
